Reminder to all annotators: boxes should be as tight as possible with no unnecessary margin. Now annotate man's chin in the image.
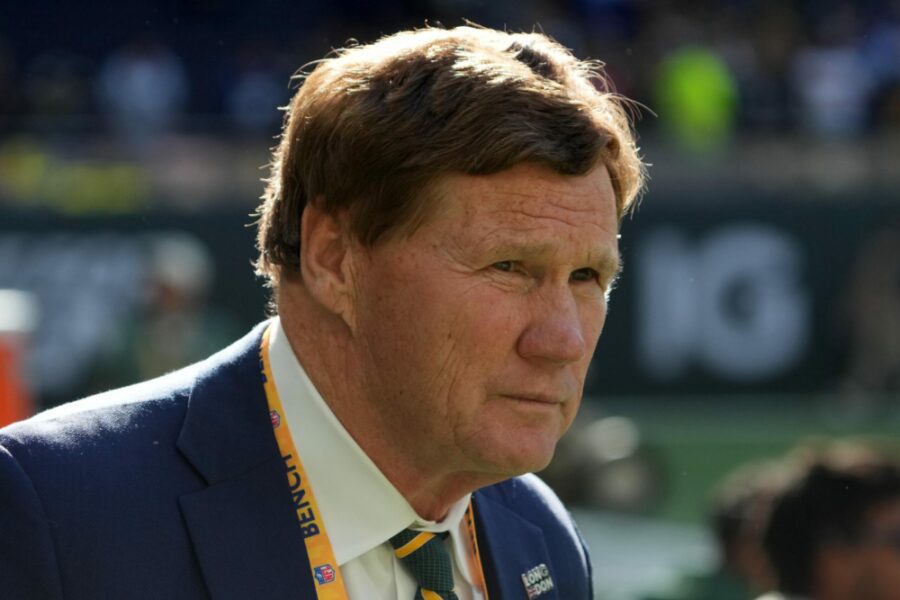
[474,442,559,479]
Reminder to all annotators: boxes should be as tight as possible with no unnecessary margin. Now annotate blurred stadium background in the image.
[1,1,898,598]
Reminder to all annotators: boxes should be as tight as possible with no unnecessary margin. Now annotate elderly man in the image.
[0,26,644,600]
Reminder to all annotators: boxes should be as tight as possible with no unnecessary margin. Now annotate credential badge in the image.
[521,563,554,599]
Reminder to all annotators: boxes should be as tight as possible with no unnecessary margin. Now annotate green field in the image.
[600,394,900,523]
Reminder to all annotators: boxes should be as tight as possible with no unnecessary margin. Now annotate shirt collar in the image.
[268,318,472,566]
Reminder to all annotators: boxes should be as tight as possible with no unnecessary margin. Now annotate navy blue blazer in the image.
[0,323,593,599]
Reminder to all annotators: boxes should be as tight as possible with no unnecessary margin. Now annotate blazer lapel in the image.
[176,322,317,600]
[472,493,559,600]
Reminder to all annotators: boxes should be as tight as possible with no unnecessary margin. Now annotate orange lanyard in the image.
[259,324,489,599]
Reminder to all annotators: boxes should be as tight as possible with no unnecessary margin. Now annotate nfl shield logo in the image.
[270,410,281,429]
[314,564,336,585]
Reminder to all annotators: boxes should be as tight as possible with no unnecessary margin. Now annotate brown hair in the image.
[255,25,646,286]
[763,444,900,595]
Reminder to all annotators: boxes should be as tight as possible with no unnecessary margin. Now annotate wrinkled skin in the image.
[347,162,621,484]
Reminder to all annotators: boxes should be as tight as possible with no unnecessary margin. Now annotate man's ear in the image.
[299,202,356,325]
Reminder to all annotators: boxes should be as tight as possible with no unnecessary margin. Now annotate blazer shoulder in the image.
[0,362,198,455]
[479,473,581,538]
[0,321,269,456]
[481,475,591,566]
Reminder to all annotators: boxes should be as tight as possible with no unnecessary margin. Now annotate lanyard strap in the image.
[260,325,350,599]
[464,500,490,598]
[259,324,489,599]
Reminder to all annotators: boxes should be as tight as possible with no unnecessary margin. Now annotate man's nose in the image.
[516,287,587,365]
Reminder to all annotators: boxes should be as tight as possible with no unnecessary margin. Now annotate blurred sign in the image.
[636,223,810,382]
[587,194,896,396]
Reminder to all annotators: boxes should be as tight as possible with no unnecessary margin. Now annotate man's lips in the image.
[499,393,563,405]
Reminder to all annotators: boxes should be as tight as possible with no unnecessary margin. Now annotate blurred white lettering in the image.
[637,224,809,382]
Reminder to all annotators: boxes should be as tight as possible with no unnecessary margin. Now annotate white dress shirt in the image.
[268,318,485,600]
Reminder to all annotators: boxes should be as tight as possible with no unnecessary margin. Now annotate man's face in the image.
[347,162,620,480]
[818,498,900,600]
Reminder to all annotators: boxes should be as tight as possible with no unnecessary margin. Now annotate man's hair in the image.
[762,446,900,595]
[710,460,784,570]
[254,25,646,287]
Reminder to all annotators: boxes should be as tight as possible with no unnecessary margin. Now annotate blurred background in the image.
[1,1,898,598]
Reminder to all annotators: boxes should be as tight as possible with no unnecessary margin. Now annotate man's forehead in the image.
[434,163,618,224]
[417,165,621,269]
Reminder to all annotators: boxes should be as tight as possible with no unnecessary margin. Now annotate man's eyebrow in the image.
[482,239,622,272]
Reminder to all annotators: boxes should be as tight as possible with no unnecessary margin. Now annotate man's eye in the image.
[570,268,599,283]
[492,261,514,272]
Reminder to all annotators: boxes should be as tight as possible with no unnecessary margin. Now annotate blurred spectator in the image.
[225,42,288,135]
[737,1,797,132]
[96,36,188,150]
[654,45,739,153]
[87,233,241,390]
[758,441,900,600]
[860,3,900,132]
[706,462,781,597]
[540,407,666,515]
[842,221,900,399]
[642,461,781,600]
[3,0,900,140]
[789,3,876,138]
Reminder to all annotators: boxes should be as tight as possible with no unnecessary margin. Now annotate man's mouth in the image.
[499,393,562,406]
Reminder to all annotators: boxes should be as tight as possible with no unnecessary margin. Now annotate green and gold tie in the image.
[390,529,459,600]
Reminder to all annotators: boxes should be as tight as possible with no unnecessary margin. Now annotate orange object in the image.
[0,339,32,427]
